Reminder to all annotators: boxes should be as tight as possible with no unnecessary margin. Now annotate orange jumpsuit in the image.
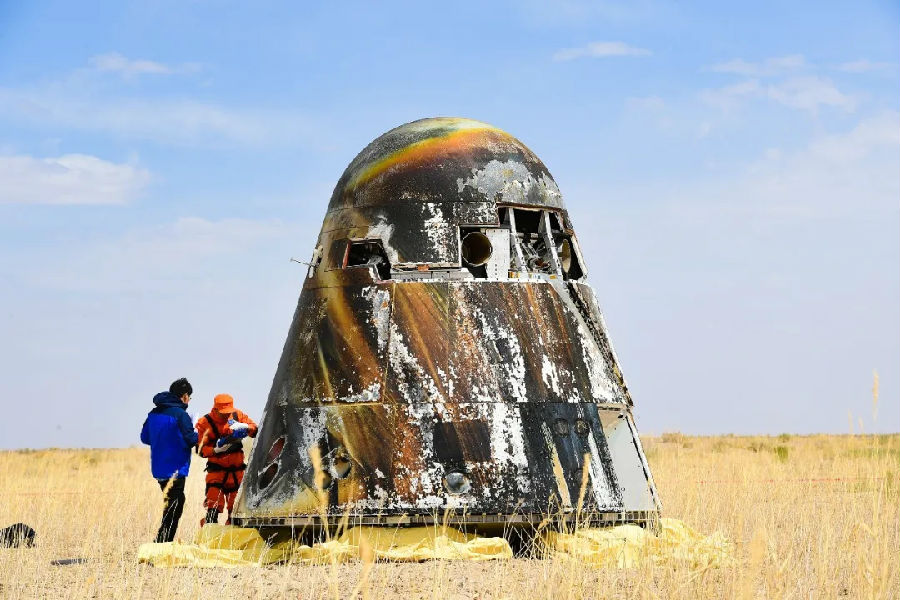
[196,409,258,517]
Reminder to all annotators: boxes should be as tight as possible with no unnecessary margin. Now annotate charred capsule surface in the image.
[233,117,659,529]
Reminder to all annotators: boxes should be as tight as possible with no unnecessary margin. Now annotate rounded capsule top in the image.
[328,117,563,212]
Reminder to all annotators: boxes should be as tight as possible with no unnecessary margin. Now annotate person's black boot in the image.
[204,508,219,526]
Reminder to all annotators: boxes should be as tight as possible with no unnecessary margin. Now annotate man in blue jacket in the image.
[140,377,199,543]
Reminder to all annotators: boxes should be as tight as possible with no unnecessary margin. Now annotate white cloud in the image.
[709,54,805,76]
[704,55,862,115]
[88,53,203,80]
[693,112,898,219]
[553,41,651,61]
[806,111,900,162]
[0,84,315,146]
[90,53,174,77]
[0,153,150,205]
[766,76,856,113]
[0,55,318,147]
[700,76,854,114]
[584,112,899,222]
[836,59,893,73]
[737,113,898,218]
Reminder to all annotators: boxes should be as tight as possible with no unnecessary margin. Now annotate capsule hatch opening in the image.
[501,207,585,280]
[343,239,391,280]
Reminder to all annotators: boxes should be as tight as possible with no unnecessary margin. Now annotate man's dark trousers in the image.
[155,477,186,543]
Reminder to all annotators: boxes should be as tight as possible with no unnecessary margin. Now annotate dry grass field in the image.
[0,433,897,599]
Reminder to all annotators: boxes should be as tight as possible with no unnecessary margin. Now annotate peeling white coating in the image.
[576,321,617,401]
[367,217,399,264]
[459,292,528,402]
[540,353,562,398]
[549,280,619,402]
[420,203,455,256]
[408,402,531,507]
[586,431,617,509]
[395,403,447,509]
[336,381,381,403]
[457,159,562,205]
[387,321,445,403]
[361,285,392,353]
[484,405,531,492]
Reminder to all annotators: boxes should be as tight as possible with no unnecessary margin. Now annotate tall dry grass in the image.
[0,434,897,599]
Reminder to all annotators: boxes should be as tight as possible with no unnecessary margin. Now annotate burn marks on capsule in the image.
[239,402,621,516]
[270,283,389,405]
[232,117,658,527]
[275,279,625,408]
[331,118,555,212]
[318,118,580,271]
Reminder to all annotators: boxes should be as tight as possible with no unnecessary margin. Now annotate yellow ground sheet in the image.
[540,518,735,568]
[137,524,512,567]
[137,518,733,568]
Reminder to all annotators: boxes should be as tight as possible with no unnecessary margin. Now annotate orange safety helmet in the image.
[213,393,234,413]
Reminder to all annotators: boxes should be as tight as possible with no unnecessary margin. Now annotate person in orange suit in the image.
[195,394,258,525]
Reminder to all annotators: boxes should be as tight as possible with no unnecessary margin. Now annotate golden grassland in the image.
[0,433,897,599]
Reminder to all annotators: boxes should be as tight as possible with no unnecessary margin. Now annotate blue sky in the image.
[1,1,897,448]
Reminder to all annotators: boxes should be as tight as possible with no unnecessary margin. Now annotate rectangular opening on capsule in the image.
[500,207,585,281]
[343,239,392,280]
[511,208,542,234]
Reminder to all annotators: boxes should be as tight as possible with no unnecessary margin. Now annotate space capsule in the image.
[232,117,659,532]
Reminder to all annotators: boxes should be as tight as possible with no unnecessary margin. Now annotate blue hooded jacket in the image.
[140,391,199,479]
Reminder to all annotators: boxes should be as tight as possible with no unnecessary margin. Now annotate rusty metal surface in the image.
[233,117,659,527]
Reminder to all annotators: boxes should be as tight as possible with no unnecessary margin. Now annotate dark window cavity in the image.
[344,240,391,280]
[497,206,585,280]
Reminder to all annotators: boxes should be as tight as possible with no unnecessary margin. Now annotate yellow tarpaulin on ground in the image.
[137,523,512,568]
[137,525,290,567]
[341,525,512,562]
[137,519,732,569]
[540,518,735,568]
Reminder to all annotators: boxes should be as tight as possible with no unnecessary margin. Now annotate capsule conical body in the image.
[233,118,659,529]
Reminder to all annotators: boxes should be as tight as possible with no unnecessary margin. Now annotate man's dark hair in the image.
[169,378,193,398]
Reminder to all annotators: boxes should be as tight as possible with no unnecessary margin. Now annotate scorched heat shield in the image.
[232,117,660,530]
